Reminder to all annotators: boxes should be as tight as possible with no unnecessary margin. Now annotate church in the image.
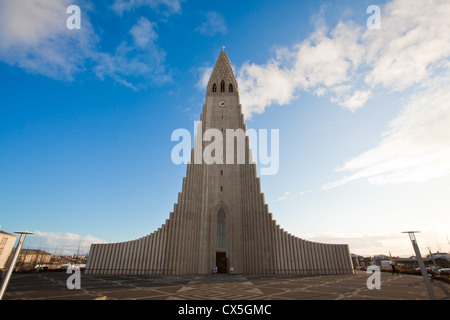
[84,49,354,276]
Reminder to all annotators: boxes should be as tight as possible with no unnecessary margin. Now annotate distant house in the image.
[0,230,18,271]
[393,252,450,271]
[16,249,52,271]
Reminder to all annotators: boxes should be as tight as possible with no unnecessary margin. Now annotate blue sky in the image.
[1,0,449,257]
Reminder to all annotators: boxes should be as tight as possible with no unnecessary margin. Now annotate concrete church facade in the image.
[85,49,354,276]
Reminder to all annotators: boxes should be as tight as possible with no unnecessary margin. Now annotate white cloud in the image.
[195,11,227,36]
[0,1,171,88]
[0,0,98,81]
[274,191,292,202]
[30,231,106,255]
[323,79,450,189]
[238,60,296,116]
[237,21,366,117]
[322,0,450,188]
[237,0,450,118]
[196,66,213,89]
[93,17,170,89]
[331,90,372,112]
[305,228,450,257]
[112,0,182,15]
[233,0,450,188]
[363,0,450,91]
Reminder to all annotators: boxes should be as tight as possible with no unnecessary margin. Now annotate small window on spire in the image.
[220,80,225,92]
[229,84,233,92]
[212,83,217,92]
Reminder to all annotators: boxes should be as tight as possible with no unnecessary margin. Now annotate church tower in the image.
[85,49,354,276]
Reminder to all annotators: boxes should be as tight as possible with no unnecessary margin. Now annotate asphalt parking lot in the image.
[2,270,449,300]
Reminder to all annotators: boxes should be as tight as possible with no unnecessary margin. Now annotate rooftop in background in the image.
[0,230,16,236]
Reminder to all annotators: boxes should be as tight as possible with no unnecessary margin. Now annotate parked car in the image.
[437,268,450,275]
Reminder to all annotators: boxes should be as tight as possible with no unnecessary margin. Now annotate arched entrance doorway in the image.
[216,252,227,273]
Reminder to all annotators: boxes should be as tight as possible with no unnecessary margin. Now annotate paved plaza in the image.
[2,270,449,300]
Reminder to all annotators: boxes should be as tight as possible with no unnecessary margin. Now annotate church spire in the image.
[207,48,238,95]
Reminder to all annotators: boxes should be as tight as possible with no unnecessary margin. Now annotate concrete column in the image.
[153,229,161,274]
[255,181,264,274]
[113,242,122,275]
[123,241,132,275]
[92,244,103,275]
[99,244,110,275]
[97,244,107,275]
[171,207,180,274]
[114,243,123,275]
[316,243,326,274]
[321,243,329,275]
[336,245,345,274]
[284,234,291,274]
[143,235,151,274]
[130,240,139,275]
[308,242,317,275]
[318,243,325,275]
[343,245,353,274]
[178,190,187,275]
[142,236,150,275]
[266,209,275,274]
[105,243,116,275]
[280,229,288,275]
[139,236,148,275]
[314,243,322,275]
[298,239,305,275]
[135,238,144,275]
[87,244,99,275]
[286,232,293,274]
[160,225,167,275]
[158,226,165,275]
[186,165,196,274]
[271,223,278,275]
[249,167,257,274]
[281,229,288,275]
[148,233,155,274]
[132,239,140,275]
[291,235,298,274]
[327,244,336,274]
[292,237,300,274]
[243,163,250,273]
[164,211,174,275]
[322,244,331,275]
[325,245,334,275]
[99,244,108,274]
[180,177,190,275]
[178,206,187,275]
[274,227,282,275]
[285,233,292,274]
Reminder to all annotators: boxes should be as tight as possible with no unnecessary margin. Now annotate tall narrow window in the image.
[216,209,226,248]
[212,83,217,92]
[220,80,225,92]
[229,84,233,92]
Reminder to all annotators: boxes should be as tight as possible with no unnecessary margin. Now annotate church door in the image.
[216,252,227,273]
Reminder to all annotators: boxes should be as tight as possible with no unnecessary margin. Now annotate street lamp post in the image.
[0,231,34,300]
[402,231,436,300]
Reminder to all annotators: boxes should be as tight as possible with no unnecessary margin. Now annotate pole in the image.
[402,231,436,300]
[428,248,438,272]
[0,231,33,300]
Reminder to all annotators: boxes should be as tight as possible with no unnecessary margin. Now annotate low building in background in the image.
[16,249,52,271]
